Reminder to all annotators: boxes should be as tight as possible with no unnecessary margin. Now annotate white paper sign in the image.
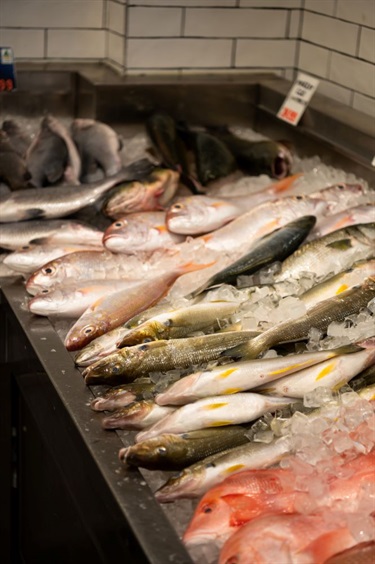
[277,72,320,126]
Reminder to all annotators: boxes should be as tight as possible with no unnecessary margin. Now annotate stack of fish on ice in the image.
[1,111,375,563]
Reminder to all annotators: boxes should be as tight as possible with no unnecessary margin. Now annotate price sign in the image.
[0,47,17,91]
[277,72,319,126]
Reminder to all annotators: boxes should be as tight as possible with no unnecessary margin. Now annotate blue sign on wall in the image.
[0,47,17,91]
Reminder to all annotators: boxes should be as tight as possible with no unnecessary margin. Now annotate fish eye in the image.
[114,221,124,228]
[22,245,30,250]
[84,326,94,335]
[201,503,214,514]
[157,447,167,456]
[337,184,345,190]
[42,266,55,275]
[112,363,122,374]
[296,195,303,200]
[41,289,49,294]
[173,203,183,210]
[142,337,152,343]
[139,344,149,351]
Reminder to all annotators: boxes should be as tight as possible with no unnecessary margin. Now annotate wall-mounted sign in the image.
[0,47,17,91]
[277,72,320,126]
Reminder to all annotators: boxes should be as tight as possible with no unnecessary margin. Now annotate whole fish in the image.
[299,259,375,309]
[1,119,32,157]
[0,130,30,190]
[82,330,261,385]
[120,426,251,471]
[273,223,375,283]
[155,435,291,502]
[166,174,303,235]
[28,278,143,317]
[102,168,180,218]
[25,250,147,295]
[255,345,375,398]
[189,215,316,297]
[156,345,360,406]
[0,219,103,251]
[224,277,375,360]
[90,378,157,411]
[103,211,184,254]
[218,512,364,564]
[207,129,293,179]
[308,203,375,240]
[74,325,132,367]
[65,261,213,351]
[117,300,240,347]
[202,183,368,254]
[0,169,139,222]
[145,111,201,194]
[101,400,175,430]
[71,118,122,178]
[3,243,104,274]
[136,393,297,443]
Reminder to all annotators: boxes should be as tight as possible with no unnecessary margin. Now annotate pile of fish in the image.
[1,113,375,564]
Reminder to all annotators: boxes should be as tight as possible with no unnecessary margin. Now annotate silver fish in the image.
[0,219,103,251]
[74,325,131,367]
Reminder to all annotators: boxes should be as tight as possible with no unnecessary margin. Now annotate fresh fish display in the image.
[273,223,375,283]
[82,330,261,385]
[117,300,240,347]
[189,215,316,297]
[28,278,143,317]
[208,129,293,179]
[299,259,375,309]
[255,344,375,398]
[0,219,103,251]
[65,261,213,351]
[71,118,122,179]
[0,130,30,190]
[308,203,375,240]
[224,277,375,360]
[136,393,297,443]
[90,378,157,412]
[120,426,251,471]
[103,211,184,254]
[74,325,131,367]
[3,243,104,275]
[156,345,360,405]
[101,400,175,431]
[102,168,180,218]
[1,119,32,157]
[0,169,138,222]
[25,250,145,295]
[26,115,77,187]
[155,436,292,502]
[166,174,302,235]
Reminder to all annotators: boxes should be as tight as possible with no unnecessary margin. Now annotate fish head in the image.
[118,321,167,347]
[102,181,149,218]
[166,196,214,234]
[27,287,64,316]
[3,243,37,273]
[154,466,206,503]
[65,313,112,352]
[123,433,189,469]
[26,259,64,295]
[184,493,234,547]
[150,168,180,208]
[82,351,126,384]
[272,141,294,179]
[102,400,151,429]
[103,215,154,252]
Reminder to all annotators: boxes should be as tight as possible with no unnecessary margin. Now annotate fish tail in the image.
[271,173,302,193]
[222,335,266,360]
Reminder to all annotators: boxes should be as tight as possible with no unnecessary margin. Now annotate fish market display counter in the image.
[0,67,374,564]
[0,283,193,564]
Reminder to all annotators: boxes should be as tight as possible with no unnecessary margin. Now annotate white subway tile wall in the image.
[0,0,374,117]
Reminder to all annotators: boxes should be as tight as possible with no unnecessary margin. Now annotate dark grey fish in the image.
[90,378,157,412]
[1,119,32,157]
[0,130,30,190]
[189,215,316,298]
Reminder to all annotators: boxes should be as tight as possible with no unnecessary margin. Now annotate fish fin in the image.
[271,173,302,193]
[326,238,353,250]
[222,338,263,360]
[25,208,45,219]
[29,236,50,244]
[222,494,261,526]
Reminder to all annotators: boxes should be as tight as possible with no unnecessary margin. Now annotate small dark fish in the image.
[71,119,122,179]
[177,125,237,186]
[26,115,70,187]
[1,119,32,157]
[120,426,251,471]
[189,215,316,297]
[146,111,201,194]
[101,400,174,430]
[208,128,293,179]
[90,378,157,411]
[0,130,31,190]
